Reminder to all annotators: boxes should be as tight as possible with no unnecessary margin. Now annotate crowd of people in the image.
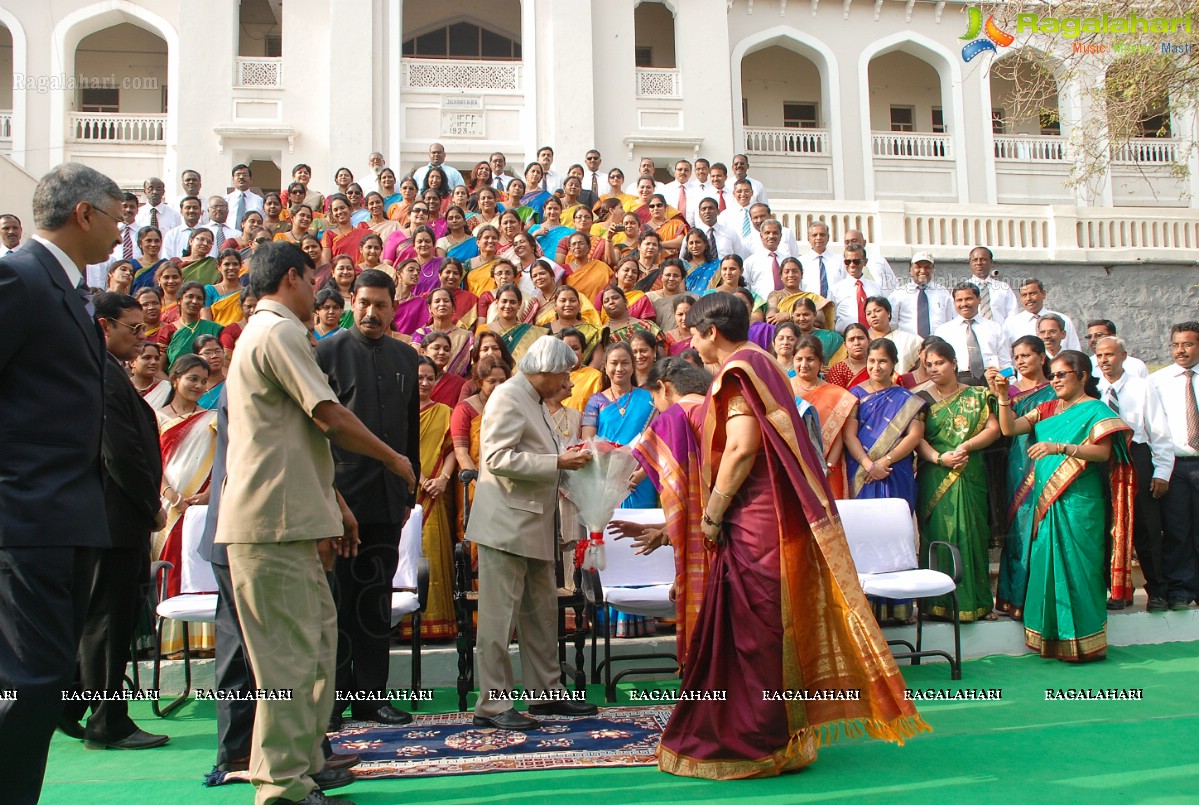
[4,145,1199,803]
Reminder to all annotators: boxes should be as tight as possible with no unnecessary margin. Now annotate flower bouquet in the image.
[560,439,641,571]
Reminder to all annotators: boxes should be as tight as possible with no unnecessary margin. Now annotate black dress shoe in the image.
[1147,596,1169,612]
[1106,597,1128,611]
[528,699,599,717]
[312,767,355,791]
[324,751,361,771]
[351,704,412,725]
[57,717,85,740]
[84,729,170,750]
[1169,598,1191,611]
[472,709,541,730]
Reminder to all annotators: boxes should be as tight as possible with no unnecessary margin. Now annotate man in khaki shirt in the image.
[217,241,414,805]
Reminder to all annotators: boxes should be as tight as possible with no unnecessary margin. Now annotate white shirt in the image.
[691,221,747,260]
[224,190,265,225]
[1003,308,1081,350]
[413,163,466,191]
[717,205,756,241]
[1150,363,1199,459]
[0,243,15,258]
[32,234,83,289]
[737,175,768,205]
[934,315,1012,372]
[828,276,882,332]
[660,181,701,225]
[1098,371,1174,480]
[491,173,512,191]
[748,228,801,260]
[1091,354,1148,380]
[107,222,144,264]
[883,328,923,374]
[173,194,209,225]
[539,169,564,195]
[161,223,199,260]
[580,168,605,196]
[742,251,786,301]
[708,187,737,217]
[207,222,240,248]
[797,250,847,297]
[889,283,954,335]
[960,276,1019,327]
[134,203,182,232]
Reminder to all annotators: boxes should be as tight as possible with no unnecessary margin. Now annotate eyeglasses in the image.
[106,318,147,335]
[198,348,224,359]
[1049,370,1078,381]
[411,207,429,214]
[91,205,124,226]
[844,259,865,266]
[648,203,664,209]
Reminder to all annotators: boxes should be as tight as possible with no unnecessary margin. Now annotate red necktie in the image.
[771,252,782,290]
[856,280,867,325]
[718,192,726,212]
[677,185,687,218]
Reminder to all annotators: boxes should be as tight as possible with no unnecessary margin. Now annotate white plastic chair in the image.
[152,504,218,715]
[838,498,963,679]
[579,508,679,700]
[389,506,429,709]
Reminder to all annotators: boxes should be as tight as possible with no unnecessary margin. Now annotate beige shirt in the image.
[215,298,342,543]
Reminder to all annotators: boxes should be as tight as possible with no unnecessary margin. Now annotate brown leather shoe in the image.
[324,752,361,771]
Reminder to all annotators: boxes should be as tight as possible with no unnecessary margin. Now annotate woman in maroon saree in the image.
[658,292,927,779]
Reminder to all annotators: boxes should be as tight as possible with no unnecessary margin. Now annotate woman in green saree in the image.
[160,281,222,371]
[486,283,547,363]
[987,335,1055,618]
[177,229,219,285]
[992,350,1134,663]
[914,341,1000,622]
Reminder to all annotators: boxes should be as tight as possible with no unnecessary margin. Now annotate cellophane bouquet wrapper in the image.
[561,439,641,570]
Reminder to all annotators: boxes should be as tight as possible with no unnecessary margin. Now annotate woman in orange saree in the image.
[793,335,856,498]
[657,292,927,779]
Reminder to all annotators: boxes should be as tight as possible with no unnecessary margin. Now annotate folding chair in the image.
[838,498,963,680]
[389,505,429,710]
[579,508,678,701]
[152,505,218,716]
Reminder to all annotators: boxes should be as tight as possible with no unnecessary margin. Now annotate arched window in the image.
[402,21,521,60]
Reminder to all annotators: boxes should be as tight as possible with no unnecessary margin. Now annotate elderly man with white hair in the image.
[469,336,597,731]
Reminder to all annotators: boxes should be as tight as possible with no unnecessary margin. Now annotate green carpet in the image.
[42,642,1199,804]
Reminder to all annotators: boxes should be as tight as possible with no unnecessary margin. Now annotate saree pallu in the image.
[197,380,225,411]
[684,261,719,294]
[846,385,924,507]
[747,321,775,351]
[535,225,574,258]
[208,288,244,327]
[566,260,613,302]
[414,326,474,377]
[393,296,431,336]
[659,344,927,779]
[402,402,457,640]
[916,387,996,621]
[180,257,219,286]
[997,382,1056,617]
[795,381,857,499]
[325,223,372,263]
[632,398,707,656]
[564,366,603,414]
[160,302,180,326]
[651,218,689,254]
[775,292,836,331]
[166,319,223,370]
[132,258,168,292]
[536,297,602,330]
[140,379,172,410]
[1022,400,1134,662]
[587,389,657,508]
[447,289,479,332]
[666,332,692,355]
[465,259,499,297]
[446,237,480,264]
[387,198,412,223]
[430,373,466,408]
[825,360,867,390]
[497,322,548,363]
[449,399,483,538]
[607,318,664,350]
[520,190,554,219]
[153,408,218,654]
[416,258,444,296]
[383,230,410,264]
[371,219,403,243]
[551,322,604,366]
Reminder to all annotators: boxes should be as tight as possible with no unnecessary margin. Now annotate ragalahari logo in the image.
[961,7,1015,61]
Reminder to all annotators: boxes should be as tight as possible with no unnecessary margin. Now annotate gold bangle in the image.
[712,487,734,500]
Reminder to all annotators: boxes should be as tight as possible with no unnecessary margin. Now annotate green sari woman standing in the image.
[993,350,1134,663]
[915,341,1000,622]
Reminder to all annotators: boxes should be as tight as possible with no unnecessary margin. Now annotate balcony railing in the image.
[994,135,1066,162]
[68,113,167,144]
[401,58,522,92]
[743,126,828,156]
[872,131,951,159]
[236,57,283,88]
[1112,137,1180,164]
[0,110,11,143]
[636,68,681,98]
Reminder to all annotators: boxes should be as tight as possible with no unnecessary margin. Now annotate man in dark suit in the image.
[0,163,124,804]
[60,293,169,750]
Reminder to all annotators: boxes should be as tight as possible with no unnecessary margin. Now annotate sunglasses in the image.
[648,203,664,209]
[1049,370,1078,381]
[844,259,865,266]
[106,318,147,335]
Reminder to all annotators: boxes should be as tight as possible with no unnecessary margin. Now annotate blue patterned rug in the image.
[205,706,670,783]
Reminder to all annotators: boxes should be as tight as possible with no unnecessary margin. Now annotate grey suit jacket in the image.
[465,373,562,561]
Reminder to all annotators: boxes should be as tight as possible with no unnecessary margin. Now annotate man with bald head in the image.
[413,143,464,191]
[797,221,845,297]
[842,229,898,291]
[134,177,182,232]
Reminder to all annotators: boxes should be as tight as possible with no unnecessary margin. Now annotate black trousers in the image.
[1161,456,1199,603]
[1128,442,1166,600]
[333,522,402,711]
[0,546,95,805]
[62,543,150,740]
[212,562,256,765]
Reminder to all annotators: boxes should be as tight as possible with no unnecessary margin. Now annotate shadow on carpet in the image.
[206,705,670,784]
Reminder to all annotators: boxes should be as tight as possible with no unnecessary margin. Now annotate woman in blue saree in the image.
[531,196,574,258]
[581,341,657,509]
[131,225,167,292]
[519,162,554,223]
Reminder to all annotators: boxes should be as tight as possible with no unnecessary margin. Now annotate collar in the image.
[32,234,83,287]
[1104,371,1128,391]
[254,298,305,329]
[1179,364,1198,377]
[513,371,544,403]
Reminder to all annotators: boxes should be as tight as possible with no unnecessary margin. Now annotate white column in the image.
[521,0,538,162]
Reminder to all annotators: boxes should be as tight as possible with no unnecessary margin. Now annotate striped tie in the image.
[741,209,751,238]
[979,282,992,319]
[1186,369,1199,451]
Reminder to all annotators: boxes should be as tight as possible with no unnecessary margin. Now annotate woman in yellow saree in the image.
[204,250,247,327]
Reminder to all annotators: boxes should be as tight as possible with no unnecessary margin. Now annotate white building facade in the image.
[2,0,1198,264]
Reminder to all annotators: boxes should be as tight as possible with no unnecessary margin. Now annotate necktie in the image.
[917,287,931,337]
[122,225,133,260]
[1185,369,1199,451]
[149,207,158,229]
[1107,386,1120,416]
[76,276,95,317]
[718,192,726,212]
[979,282,992,319]
[590,173,599,196]
[707,228,719,261]
[818,255,828,297]
[495,177,504,190]
[966,319,984,378]
[234,193,246,228]
[770,252,782,291]
[740,209,751,238]
[677,185,687,219]
[856,280,867,325]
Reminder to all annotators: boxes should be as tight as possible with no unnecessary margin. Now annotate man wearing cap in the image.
[888,252,953,337]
